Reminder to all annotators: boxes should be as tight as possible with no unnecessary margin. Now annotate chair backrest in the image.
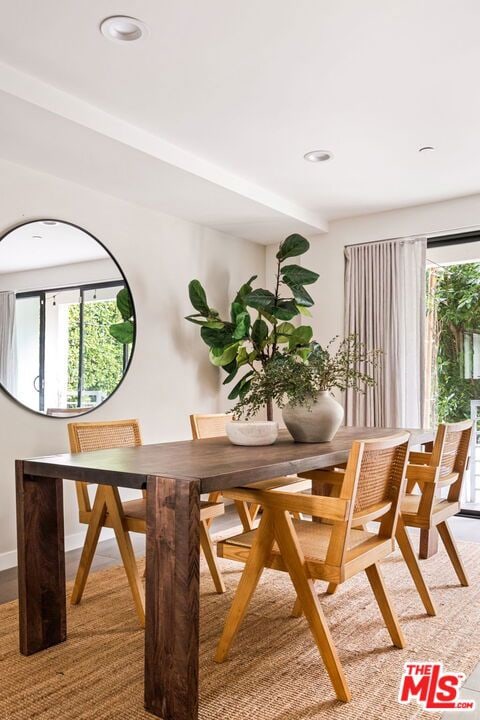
[47,407,90,417]
[326,432,410,568]
[226,432,410,573]
[68,419,142,514]
[190,413,232,440]
[429,420,473,502]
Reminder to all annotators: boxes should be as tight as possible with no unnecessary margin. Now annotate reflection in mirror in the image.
[0,220,134,417]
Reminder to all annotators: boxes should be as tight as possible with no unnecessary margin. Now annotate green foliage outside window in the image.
[429,262,480,423]
[68,300,125,402]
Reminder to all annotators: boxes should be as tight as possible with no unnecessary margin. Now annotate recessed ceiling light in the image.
[100,16,148,43]
[304,150,333,163]
[41,220,58,226]
[419,146,435,153]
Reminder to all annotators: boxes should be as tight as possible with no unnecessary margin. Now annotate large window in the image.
[16,281,127,413]
[426,233,480,517]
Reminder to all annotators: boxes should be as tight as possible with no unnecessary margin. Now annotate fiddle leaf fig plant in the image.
[185,234,319,420]
[109,287,135,345]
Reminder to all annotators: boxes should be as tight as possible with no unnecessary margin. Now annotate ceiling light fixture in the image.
[100,16,148,42]
[419,146,435,153]
[304,150,333,163]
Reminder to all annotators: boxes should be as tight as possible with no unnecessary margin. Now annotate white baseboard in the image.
[0,527,115,572]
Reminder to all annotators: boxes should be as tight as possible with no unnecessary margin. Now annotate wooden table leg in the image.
[419,527,439,559]
[145,475,201,720]
[15,461,66,655]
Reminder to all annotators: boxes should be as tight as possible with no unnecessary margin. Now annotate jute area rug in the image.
[0,538,479,720]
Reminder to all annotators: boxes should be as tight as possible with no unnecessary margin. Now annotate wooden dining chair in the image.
[214,432,411,703]
[190,413,310,531]
[402,419,473,588]
[68,418,226,628]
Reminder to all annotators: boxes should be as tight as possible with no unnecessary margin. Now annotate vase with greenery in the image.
[185,234,320,421]
[229,334,380,441]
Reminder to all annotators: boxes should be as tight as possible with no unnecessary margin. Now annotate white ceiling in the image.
[0,1,479,243]
[0,221,111,274]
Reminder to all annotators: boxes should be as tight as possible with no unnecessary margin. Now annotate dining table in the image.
[15,425,434,720]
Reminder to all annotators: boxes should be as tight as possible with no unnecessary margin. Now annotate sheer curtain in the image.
[0,291,17,394]
[344,237,427,428]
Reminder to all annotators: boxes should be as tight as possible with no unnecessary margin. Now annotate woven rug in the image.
[0,539,479,720]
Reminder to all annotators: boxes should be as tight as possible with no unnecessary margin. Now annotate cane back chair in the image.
[403,419,473,587]
[68,418,225,627]
[215,432,411,703]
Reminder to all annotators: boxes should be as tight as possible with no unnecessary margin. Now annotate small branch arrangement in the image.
[185,234,320,420]
[230,335,382,419]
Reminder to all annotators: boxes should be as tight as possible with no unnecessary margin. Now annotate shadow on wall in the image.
[166,227,237,407]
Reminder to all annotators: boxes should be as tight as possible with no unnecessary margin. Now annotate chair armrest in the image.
[408,451,432,465]
[406,464,439,484]
[298,468,345,485]
[222,486,350,522]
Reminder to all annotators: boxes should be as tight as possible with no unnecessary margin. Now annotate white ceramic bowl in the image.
[226,420,278,446]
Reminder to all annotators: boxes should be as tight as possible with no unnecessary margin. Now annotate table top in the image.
[20,426,434,493]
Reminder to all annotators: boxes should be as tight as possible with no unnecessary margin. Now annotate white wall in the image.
[304,194,480,345]
[0,158,265,568]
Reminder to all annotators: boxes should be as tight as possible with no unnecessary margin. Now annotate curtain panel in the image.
[0,291,17,394]
[344,237,427,428]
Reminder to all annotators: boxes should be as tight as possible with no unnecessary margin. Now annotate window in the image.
[15,281,127,412]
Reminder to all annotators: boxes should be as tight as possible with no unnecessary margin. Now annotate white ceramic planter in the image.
[226,420,279,446]
[282,391,344,443]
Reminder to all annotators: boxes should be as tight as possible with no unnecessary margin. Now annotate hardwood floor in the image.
[0,512,478,606]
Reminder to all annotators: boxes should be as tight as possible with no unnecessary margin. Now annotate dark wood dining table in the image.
[15,425,434,720]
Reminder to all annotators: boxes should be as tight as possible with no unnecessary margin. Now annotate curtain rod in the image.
[344,235,426,249]
[344,222,480,249]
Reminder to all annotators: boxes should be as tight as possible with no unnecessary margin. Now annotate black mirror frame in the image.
[0,218,137,420]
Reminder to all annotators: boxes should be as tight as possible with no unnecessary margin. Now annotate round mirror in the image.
[0,220,135,417]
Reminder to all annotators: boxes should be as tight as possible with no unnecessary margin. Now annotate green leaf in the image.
[234,275,258,305]
[109,320,134,344]
[200,326,235,349]
[185,314,225,329]
[281,264,319,286]
[288,325,313,349]
[244,288,276,311]
[236,346,249,367]
[116,288,134,321]
[276,234,309,261]
[272,322,296,344]
[239,378,252,400]
[296,346,311,361]
[270,300,299,320]
[188,279,210,316]
[276,322,295,336]
[222,361,239,384]
[297,304,312,317]
[251,318,269,346]
[228,371,254,400]
[209,343,240,367]
[232,310,251,340]
[287,283,314,307]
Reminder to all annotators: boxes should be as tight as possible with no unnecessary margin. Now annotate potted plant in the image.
[185,234,319,440]
[230,335,381,442]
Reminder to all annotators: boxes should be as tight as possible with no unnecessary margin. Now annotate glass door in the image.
[14,294,44,412]
[426,237,480,516]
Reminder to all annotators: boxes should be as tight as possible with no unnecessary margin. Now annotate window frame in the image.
[16,280,127,411]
